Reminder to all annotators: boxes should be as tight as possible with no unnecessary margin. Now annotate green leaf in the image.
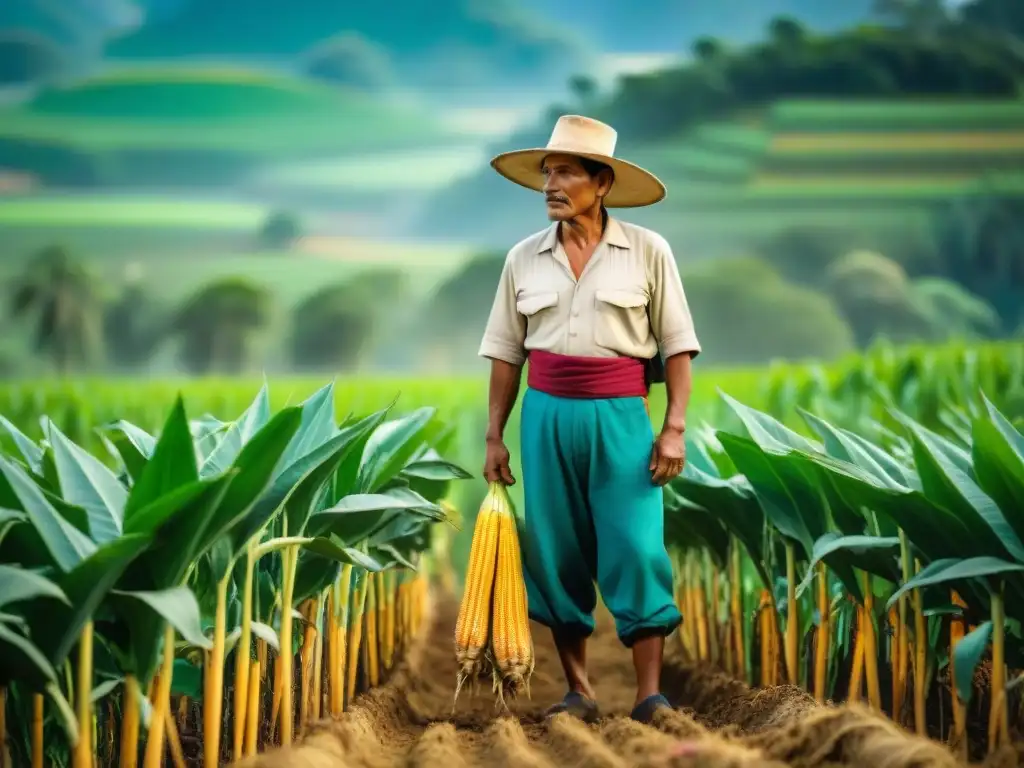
[905,419,1024,563]
[358,407,436,493]
[0,565,68,610]
[0,455,96,572]
[719,392,822,454]
[0,414,44,475]
[400,456,472,482]
[885,556,1024,611]
[47,422,126,543]
[982,392,1024,456]
[123,479,222,537]
[250,621,279,652]
[972,411,1024,548]
[199,383,272,478]
[170,658,203,700]
[24,533,151,673]
[196,406,303,569]
[953,622,992,704]
[795,534,902,603]
[310,487,442,544]
[110,587,211,650]
[124,398,199,522]
[0,507,27,547]
[716,433,818,557]
[302,537,386,571]
[0,621,58,688]
[799,409,915,489]
[103,421,156,482]
[281,382,338,466]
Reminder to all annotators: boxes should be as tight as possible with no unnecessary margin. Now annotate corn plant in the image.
[0,381,469,767]
[667,377,1024,758]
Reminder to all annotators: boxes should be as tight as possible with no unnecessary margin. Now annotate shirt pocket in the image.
[594,288,650,353]
[516,291,559,317]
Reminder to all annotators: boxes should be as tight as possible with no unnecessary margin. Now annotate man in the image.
[478,114,701,725]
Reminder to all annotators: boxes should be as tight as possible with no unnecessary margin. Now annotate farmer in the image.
[479,114,701,725]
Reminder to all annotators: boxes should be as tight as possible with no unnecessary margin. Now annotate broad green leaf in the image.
[25,533,151,671]
[170,658,203,700]
[292,550,342,605]
[332,406,392,499]
[233,408,385,549]
[47,422,126,543]
[982,392,1024,456]
[281,382,338,466]
[303,537,385,571]
[0,455,96,571]
[400,456,472,482]
[250,621,279,653]
[719,392,822,454]
[795,534,902,603]
[104,420,156,481]
[0,507,26,547]
[669,463,769,589]
[199,383,272,478]
[372,543,417,571]
[0,565,68,610]
[358,407,436,493]
[196,406,303,569]
[282,409,388,539]
[972,413,1024,547]
[716,433,816,557]
[310,487,442,544]
[0,414,44,475]
[953,622,992,704]
[124,478,222,537]
[110,587,211,650]
[799,409,914,490]
[885,557,1024,611]
[124,398,199,521]
[0,621,58,688]
[906,419,1024,563]
[90,678,121,704]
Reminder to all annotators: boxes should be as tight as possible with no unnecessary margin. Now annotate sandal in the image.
[545,691,600,723]
[630,693,671,724]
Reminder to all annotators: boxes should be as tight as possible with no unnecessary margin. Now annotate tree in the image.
[102,276,164,370]
[568,74,598,106]
[873,0,952,36]
[289,268,407,371]
[169,278,272,374]
[767,16,808,47]
[691,36,724,62]
[9,245,103,375]
[258,210,303,250]
[961,0,1024,37]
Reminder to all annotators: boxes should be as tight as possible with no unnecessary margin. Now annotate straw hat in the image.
[490,114,666,208]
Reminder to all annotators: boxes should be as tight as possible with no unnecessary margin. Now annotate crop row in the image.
[0,381,471,767]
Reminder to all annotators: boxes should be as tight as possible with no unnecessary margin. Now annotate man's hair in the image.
[578,156,614,181]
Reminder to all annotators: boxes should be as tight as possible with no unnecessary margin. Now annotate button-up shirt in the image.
[478,217,701,367]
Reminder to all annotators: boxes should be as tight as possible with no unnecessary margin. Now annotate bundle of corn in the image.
[453,482,534,709]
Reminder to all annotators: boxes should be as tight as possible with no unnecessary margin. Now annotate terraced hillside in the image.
[625,98,1024,246]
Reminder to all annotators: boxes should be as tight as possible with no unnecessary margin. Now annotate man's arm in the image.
[478,253,526,485]
[647,239,701,485]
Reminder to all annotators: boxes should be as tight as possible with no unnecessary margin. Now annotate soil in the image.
[235,596,1020,768]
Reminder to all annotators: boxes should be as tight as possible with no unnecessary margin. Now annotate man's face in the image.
[541,154,610,221]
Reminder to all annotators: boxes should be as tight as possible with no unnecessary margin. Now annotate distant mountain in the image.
[104,0,595,91]
[518,0,877,52]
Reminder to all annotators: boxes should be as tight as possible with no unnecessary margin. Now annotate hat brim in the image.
[489,148,666,208]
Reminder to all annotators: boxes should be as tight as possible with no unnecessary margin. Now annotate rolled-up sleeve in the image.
[648,241,701,359]
[478,254,527,366]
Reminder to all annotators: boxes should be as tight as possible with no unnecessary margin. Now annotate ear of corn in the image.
[453,482,533,710]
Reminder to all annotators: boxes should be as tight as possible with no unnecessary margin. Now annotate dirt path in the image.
[239,596,990,768]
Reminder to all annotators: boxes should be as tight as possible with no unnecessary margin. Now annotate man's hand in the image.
[649,426,685,486]
[484,436,516,485]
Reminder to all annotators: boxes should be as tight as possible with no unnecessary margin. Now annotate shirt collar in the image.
[537,216,630,254]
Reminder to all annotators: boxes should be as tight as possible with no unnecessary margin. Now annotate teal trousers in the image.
[519,387,682,647]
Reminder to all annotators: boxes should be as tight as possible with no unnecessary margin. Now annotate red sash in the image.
[527,350,648,399]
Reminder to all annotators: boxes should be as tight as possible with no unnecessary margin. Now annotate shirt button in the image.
[569,331,577,337]
[572,310,580,317]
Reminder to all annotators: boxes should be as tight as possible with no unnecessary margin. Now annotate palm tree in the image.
[9,244,103,375]
[170,278,272,375]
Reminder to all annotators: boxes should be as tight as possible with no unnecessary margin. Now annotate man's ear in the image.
[598,169,614,198]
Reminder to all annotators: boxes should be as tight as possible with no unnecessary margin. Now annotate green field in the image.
[1,65,449,155]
